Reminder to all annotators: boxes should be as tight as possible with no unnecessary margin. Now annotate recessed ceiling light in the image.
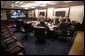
[11,4,14,6]
[15,4,18,6]
[15,1,19,3]
[11,4,14,8]
[63,1,73,2]
[19,2,24,4]
[40,4,47,7]
[31,7,35,8]
[35,1,53,4]
[12,6,14,8]
[19,3,38,8]
[49,3,56,5]
[24,8,28,10]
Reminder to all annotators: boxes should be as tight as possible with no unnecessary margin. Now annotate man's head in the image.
[55,16,58,19]
[40,19,45,23]
[66,16,69,19]
[59,19,62,23]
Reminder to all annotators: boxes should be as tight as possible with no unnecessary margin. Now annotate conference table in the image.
[46,23,58,31]
[17,19,59,31]
[17,19,59,39]
[26,21,58,31]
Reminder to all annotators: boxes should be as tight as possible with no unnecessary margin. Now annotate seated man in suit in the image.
[58,18,63,27]
[37,19,49,29]
[63,16,71,24]
[55,17,59,25]
[46,18,52,23]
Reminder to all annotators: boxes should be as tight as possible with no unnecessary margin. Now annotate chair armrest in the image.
[1,29,9,32]
[2,32,11,36]
[3,45,17,52]
[3,37,12,42]
[3,44,23,52]
[3,36,18,43]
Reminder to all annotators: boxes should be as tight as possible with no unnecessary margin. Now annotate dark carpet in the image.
[8,27,77,55]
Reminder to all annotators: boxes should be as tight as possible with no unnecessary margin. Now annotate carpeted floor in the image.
[8,27,77,55]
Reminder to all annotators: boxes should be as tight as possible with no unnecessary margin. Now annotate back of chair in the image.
[16,20,21,30]
[59,22,68,30]
[33,26,46,40]
[24,23,33,33]
[70,21,80,31]
[75,23,80,30]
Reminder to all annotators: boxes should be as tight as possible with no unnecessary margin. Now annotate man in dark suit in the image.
[55,17,59,25]
[63,16,71,24]
[45,18,52,23]
[37,19,49,29]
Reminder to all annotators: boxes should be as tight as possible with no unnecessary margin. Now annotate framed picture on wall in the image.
[55,11,65,17]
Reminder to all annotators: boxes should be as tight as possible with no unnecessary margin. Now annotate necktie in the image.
[66,19,68,23]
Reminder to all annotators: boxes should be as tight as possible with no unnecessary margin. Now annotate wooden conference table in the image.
[17,19,58,31]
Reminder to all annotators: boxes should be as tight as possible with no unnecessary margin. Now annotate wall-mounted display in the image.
[6,10,27,19]
[10,10,26,18]
[39,12,45,16]
[55,11,65,17]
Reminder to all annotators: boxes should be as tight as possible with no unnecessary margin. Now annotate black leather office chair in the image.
[56,23,68,38]
[75,22,80,31]
[1,26,25,55]
[1,41,24,55]
[33,26,46,43]
[2,36,18,45]
[16,20,21,30]
[15,19,24,33]
[22,22,33,39]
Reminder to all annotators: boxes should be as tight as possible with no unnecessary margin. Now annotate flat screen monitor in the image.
[10,10,26,18]
[40,12,45,16]
[56,11,65,17]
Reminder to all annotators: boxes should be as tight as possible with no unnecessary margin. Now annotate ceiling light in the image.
[19,2,24,4]
[11,5,14,8]
[31,7,35,8]
[19,4,31,8]
[11,4,14,6]
[15,1,19,3]
[63,1,73,2]
[19,3,38,8]
[11,4,14,8]
[24,8,28,10]
[40,4,47,7]
[35,1,53,4]
[15,4,18,6]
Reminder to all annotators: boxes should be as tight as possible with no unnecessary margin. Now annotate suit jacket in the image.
[37,22,49,29]
[55,18,59,24]
[46,19,52,23]
[63,18,70,23]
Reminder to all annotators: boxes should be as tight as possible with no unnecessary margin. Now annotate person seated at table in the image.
[59,16,63,20]
[46,18,52,23]
[37,19,49,29]
[58,18,68,30]
[55,17,59,25]
[63,16,71,24]
[57,19,63,27]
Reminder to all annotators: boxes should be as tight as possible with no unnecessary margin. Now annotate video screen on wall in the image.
[56,11,65,17]
[10,10,26,18]
[40,12,45,16]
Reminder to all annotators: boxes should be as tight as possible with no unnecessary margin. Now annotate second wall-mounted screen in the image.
[40,12,45,16]
[56,11,65,17]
